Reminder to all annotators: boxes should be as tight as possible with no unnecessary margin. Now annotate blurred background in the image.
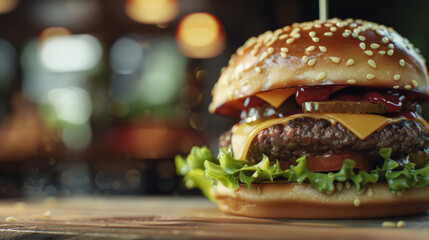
[0,0,428,199]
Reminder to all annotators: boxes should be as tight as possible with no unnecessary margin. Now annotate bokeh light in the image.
[110,36,145,74]
[0,0,18,15]
[125,0,179,24]
[176,13,225,58]
[47,87,92,125]
[61,123,92,152]
[0,39,17,88]
[38,34,102,72]
[39,27,72,43]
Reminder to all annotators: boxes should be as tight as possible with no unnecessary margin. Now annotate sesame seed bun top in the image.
[209,18,429,116]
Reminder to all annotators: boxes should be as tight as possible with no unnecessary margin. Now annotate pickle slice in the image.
[407,149,429,168]
[302,101,388,114]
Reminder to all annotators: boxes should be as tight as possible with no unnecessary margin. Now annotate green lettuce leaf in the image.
[175,146,429,201]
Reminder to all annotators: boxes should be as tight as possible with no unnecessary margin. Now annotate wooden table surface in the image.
[0,196,428,239]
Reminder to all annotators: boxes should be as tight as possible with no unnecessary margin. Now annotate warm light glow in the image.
[39,34,102,72]
[39,27,72,43]
[176,13,225,58]
[0,0,18,15]
[125,0,179,24]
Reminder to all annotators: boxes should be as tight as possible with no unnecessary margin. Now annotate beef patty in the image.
[220,117,429,166]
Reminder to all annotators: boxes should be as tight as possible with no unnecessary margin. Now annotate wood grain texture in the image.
[0,196,428,239]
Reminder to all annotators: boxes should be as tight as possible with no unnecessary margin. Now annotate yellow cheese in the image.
[255,87,345,108]
[256,88,296,108]
[231,113,429,160]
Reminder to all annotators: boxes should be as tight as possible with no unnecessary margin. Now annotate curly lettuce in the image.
[175,146,429,201]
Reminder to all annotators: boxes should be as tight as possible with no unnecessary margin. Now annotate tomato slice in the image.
[305,154,374,172]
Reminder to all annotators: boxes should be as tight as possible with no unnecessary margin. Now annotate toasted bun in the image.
[210,18,429,115]
[212,182,429,219]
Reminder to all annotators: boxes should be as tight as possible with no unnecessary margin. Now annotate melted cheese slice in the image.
[256,88,296,108]
[231,113,429,160]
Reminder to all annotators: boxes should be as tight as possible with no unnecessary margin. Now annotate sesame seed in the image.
[250,49,258,56]
[312,37,320,42]
[345,29,352,33]
[353,199,361,207]
[393,85,400,89]
[364,50,374,56]
[399,59,405,66]
[382,222,396,228]
[350,23,357,28]
[394,74,401,81]
[404,84,412,89]
[367,188,373,197]
[368,59,377,68]
[302,56,309,63]
[279,34,289,40]
[325,23,333,27]
[382,37,389,43]
[5,216,17,223]
[330,26,337,32]
[346,59,355,66]
[309,31,316,37]
[286,38,295,44]
[397,221,405,228]
[306,46,316,52]
[302,25,312,31]
[412,80,419,87]
[267,47,274,54]
[283,26,290,31]
[358,36,366,41]
[370,43,380,49]
[324,32,333,36]
[255,67,261,73]
[376,29,383,35]
[359,42,366,50]
[387,50,394,56]
[388,43,395,49]
[259,52,269,61]
[308,59,317,66]
[366,74,375,80]
[330,56,341,63]
[315,24,322,28]
[43,211,52,218]
[280,52,287,58]
[280,47,289,53]
[316,72,327,81]
[319,46,327,52]
[274,29,283,36]
[352,32,358,38]
[342,32,350,38]
[291,33,301,38]
[266,40,275,47]
[347,79,357,84]
[378,50,386,55]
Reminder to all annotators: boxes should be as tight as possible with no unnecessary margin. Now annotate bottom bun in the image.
[212,182,429,219]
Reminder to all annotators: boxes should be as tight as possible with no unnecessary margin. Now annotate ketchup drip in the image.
[295,86,332,106]
[364,92,405,112]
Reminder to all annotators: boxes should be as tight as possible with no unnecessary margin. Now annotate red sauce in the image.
[243,96,266,110]
[295,86,332,106]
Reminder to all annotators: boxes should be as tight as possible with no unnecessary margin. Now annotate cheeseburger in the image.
[176,18,429,219]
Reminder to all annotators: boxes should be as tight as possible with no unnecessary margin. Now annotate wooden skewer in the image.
[319,0,328,21]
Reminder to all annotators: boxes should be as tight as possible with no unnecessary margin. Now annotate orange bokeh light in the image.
[0,0,18,15]
[125,0,179,24]
[176,13,225,58]
[39,27,72,43]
